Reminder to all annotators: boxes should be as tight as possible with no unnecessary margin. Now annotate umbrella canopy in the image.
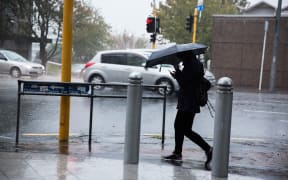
[145,43,208,68]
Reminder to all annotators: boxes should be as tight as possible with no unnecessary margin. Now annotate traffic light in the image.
[146,17,160,33]
[150,33,156,43]
[146,17,155,33]
[185,15,193,32]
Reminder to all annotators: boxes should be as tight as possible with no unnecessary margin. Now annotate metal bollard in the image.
[124,72,143,164]
[212,77,233,178]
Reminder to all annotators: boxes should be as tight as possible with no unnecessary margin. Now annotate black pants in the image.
[174,110,210,155]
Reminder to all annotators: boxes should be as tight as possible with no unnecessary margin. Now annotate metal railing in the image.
[16,80,167,150]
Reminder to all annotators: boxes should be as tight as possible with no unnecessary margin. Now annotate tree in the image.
[4,0,63,67]
[159,0,238,47]
[72,1,112,63]
[34,0,112,64]
[235,0,249,9]
[33,0,63,66]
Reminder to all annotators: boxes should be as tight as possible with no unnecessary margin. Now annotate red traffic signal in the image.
[146,17,153,24]
[146,17,160,33]
[146,17,155,33]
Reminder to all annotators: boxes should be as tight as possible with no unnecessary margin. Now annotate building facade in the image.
[211,15,288,91]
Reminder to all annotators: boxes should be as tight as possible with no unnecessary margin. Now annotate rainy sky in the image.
[90,0,287,36]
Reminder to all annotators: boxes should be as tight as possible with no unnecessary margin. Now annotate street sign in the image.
[23,82,89,95]
[197,5,204,12]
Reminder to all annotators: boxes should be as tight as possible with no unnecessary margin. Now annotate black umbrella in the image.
[145,43,208,68]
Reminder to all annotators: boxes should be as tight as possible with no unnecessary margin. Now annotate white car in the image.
[82,50,179,95]
[82,49,216,95]
[0,49,45,78]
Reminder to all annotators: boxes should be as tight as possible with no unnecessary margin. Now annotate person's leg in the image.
[186,131,211,152]
[183,112,211,152]
[183,112,212,170]
[163,110,184,160]
[173,110,186,155]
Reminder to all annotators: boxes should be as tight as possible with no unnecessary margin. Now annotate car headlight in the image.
[24,64,32,69]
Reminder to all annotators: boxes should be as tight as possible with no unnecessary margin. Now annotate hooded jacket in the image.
[174,53,204,113]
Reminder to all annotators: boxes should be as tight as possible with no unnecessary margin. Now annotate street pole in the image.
[259,21,269,91]
[269,0,282,92]
[59,0,73,143]
[192,8,198,43]
[152,0,157,49]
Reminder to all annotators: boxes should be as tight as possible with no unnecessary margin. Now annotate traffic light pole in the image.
[152,1,157,49]
[192,8,198,43]
[59,0,73,143]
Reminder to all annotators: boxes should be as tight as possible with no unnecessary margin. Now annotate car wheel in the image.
[156,78,174,95]
[10,67,21,78]
[89,74,105,90]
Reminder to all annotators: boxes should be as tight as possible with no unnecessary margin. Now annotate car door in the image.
[100,53,127,83]
[0,52,10,74]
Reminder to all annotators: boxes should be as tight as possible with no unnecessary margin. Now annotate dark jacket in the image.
[174,54,203,113]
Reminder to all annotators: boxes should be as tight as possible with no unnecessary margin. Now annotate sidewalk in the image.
[0,135,287,180]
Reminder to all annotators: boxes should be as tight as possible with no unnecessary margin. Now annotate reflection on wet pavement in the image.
[0,150,268,180]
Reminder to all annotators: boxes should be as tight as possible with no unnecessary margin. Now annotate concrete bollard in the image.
[212,77,233,178]
[124,72,143,164]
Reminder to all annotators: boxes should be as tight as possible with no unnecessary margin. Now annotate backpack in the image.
[195,76,211,107]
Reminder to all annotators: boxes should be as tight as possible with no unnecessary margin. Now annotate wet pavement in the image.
[0,134,287,180]
[0,150,248,180]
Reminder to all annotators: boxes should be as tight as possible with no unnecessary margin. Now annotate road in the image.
[0,75,288,144]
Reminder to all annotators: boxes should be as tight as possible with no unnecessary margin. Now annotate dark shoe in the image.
[163,153,182,161]
[205,147,213,170]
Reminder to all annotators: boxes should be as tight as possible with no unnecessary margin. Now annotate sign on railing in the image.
[23,82,89,95]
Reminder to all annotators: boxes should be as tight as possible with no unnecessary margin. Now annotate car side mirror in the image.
[0,57,7,61]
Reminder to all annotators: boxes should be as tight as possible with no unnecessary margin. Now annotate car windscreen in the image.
[126,54,146,67]
[3,51,28,62]
[0,53,6,60]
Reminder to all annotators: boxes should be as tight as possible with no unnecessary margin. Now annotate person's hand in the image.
[170,70,176,78]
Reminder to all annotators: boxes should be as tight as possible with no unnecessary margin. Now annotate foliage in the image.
[2,0,151,66]
[73,1,112,63]
[0,0,33,37]
[159,0,238,48]
[2,0,63,66]
[235,0,249,8]
[33,0,63,66]
[2,0,112,65]
[44,1,148,63]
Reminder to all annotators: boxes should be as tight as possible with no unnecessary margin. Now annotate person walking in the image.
[163,52,213,170]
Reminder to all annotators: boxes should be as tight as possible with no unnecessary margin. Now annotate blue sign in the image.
[197,5,204,12]
[23,83,89,95]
